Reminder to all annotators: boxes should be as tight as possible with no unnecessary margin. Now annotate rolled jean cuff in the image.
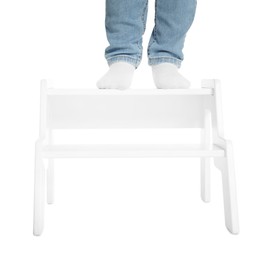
[107,55,140,68]
[148,57,182,68]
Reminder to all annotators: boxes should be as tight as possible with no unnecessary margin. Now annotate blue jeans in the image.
[105,0,197,68]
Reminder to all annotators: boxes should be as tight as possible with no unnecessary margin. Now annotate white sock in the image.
[152,63,191,89]
[97,62,135,90]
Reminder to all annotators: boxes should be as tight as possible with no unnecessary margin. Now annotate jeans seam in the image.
[142,0,148,32]
[137,0,148,59]
[148,56,182,67]
[154,0,157,42]
[149,56,182,59]
[147,0,157,56]
[107,55,140,68]
[107,55,139,61]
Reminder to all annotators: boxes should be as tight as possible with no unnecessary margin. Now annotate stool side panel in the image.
[46,95,211,129]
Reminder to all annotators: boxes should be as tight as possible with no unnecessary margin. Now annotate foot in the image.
[97,62,135,90]
[152,63,190,89]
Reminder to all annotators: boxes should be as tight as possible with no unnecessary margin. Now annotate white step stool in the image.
[33,79,239,236]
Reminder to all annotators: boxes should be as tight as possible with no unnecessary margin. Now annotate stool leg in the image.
[201,109,212,202]
[47,159,54,204]
[214,141,239,234]
[47,130,54,204]
[201,158,211,202]
[33,143,45,236]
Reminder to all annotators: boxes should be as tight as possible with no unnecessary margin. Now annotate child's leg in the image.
[148,0,197,88]
[97,0,148,89]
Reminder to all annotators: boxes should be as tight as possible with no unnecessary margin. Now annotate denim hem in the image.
[148,57,182,68]
[107,55,140,68]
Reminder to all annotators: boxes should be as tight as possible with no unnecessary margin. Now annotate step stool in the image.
[33,79,239,236]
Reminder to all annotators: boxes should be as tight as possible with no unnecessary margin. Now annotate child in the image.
[97,0,197,89]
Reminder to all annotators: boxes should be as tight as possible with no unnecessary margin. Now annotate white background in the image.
[1,0,265,259]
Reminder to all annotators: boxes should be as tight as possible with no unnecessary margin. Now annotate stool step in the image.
[42,144,224,158]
